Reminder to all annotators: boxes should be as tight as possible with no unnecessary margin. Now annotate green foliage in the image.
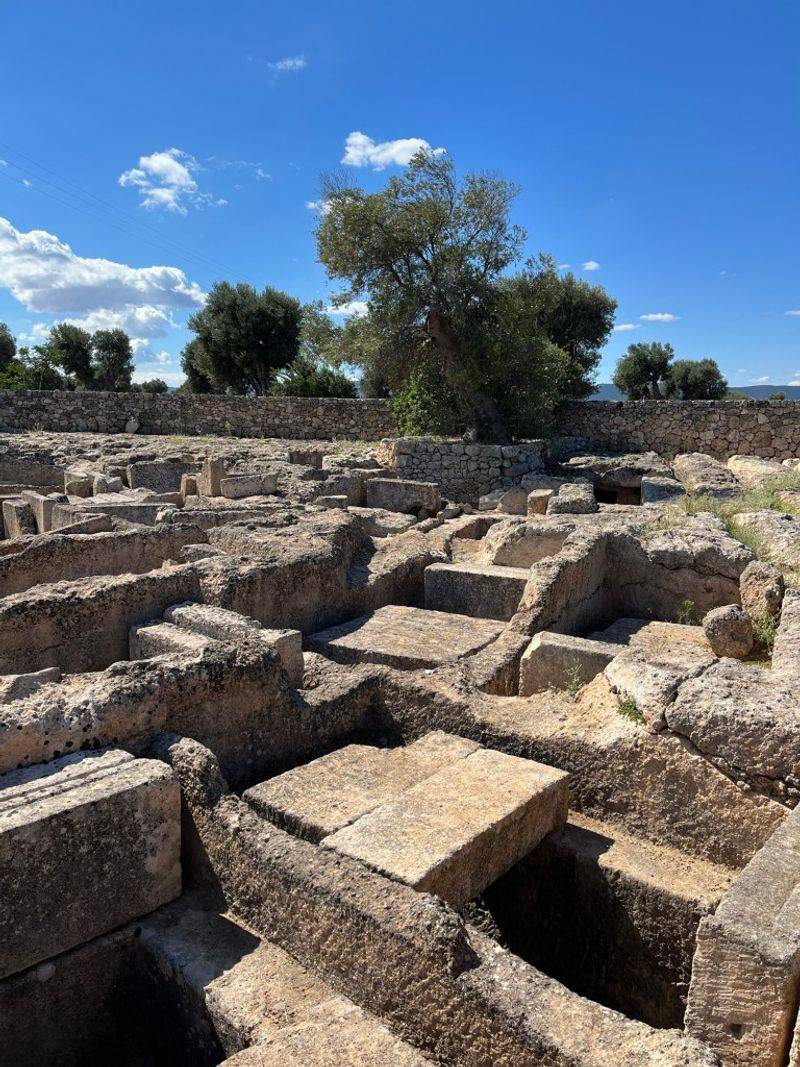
[184,282,301,395]
[91,329,134,391]
[751,612,779,654]
[0,322,17,370]
[563,663,584,700]
[0,349,66,391]
[44,323,94,388]
[316,151,525,440]
[668,358,728,399]
[271,356,357,398]
[132,378,169,394]
[768,391,787,401]
[617,697,644,724]
[613,342,675,400]
[392,362,465,436]
[677,599,697,625]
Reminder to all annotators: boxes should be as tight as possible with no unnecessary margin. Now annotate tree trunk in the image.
[426,310,510,442]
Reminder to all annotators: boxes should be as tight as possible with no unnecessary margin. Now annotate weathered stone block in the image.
[365,478,441,515]
[322,748,569,907]
[519,632,620,695]
[21,490,69,533]
[424,561,529,621]
[129,620,215,659]
[1,498,36,538]
[0,749,180,979]
[527,488,554,515]
[546,481,598,515]
[220,474,278,499]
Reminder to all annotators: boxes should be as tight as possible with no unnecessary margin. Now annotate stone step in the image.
[0,748,180,979]
[163,602,303,686]
[220,474,279,499]
[424,561,530,621]
[243,731,480,842]
[322,747,569,907]
[305,605,504,669]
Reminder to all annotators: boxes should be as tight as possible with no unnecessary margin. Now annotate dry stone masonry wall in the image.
[557,399,800,460]
[0,389,395,441]
[377,437,547,499]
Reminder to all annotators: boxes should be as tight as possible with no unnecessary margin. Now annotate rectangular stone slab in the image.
[519,632,621,695]
[305,605,504,669]
[0,748,180,979]
[424,561,530,621]
[220,474,278,499]
[244,731,480,842]
[130,620,215,659]
[322,748,569,906]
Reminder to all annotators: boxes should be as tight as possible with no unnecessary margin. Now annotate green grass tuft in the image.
[617,697,645,724]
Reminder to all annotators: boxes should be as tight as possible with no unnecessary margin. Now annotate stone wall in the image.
[376,437,547,500]
[557,400,800,460]
[0,390,395,442]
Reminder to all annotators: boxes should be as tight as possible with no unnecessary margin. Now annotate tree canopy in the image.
[0,323,17,370]
[613,342,728,401]
[316,154,616,440]
[182,282,301,395]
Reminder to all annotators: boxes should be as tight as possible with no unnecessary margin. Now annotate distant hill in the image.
[588,383,800,401]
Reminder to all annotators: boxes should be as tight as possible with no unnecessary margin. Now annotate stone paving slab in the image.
[322,747,569,906]
[244,731,480,842]
[306,605,504,669]
[0,748,180,979]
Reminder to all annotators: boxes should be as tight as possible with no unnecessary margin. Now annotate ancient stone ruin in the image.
[2,421,800,1066]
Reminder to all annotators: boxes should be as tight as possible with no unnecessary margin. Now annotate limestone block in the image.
[313,495,348,509]
[640,475,685,503]
[496,487,528,514]
[129,620,215,659]
[739,560,785,621]
[0,749,180,979]
[1,499,36,538]
[164,601,303,686]
[198,456,225,497]
[702,604,754,658]
[288,448,324,469]
[0,666,60,703]
[365,478,441,516]
[322,748,569,907]
[63,471,93,497]
[127,460,189,493]
[180,473,198,497]
[306,605,504,669]
[546,481,598,515]
[348,506,417,537]
[220,474,278,499]
[519,632,620,695]
[527,489,554,515]
[727,454,786,488]
[21,490,69,533]
[685,804,800,1066]
[672,453,741,499]
[424,561,530,621]
[244,732,480,842]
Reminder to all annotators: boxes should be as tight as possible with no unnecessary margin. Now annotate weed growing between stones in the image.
[617,697,644,724]
[562,663,585,700]
[677,599,697,625]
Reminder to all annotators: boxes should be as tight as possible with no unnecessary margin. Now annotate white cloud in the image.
[640,312,679,322]
[132,368,185,387]
[0,216,205,356]
[749,376,771,384]
[613,323,638,332]
[789,380,800,386]
[557,263,570,269]
[342,131,445,170]
[736,368,748,375]
[785,310,800,317]
[581,260,600,271]
[119,148,226,214]
[208,157,272,182]
[21,178,32,188]
[268,55,307,72]
[327,300,368,318]
[306,199,331,215]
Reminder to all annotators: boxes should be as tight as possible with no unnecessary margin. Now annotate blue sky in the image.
[0,0,797,388]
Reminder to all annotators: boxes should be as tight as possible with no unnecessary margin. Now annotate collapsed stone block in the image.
[2,499,36,538]
[0,748,180,979]
[197,456,225,497]
[220,473,278,499]
[519,632,620,695]
[640,475,685,503]
[424,561,530,621]
[702,604,754,658]
[322,747,569,906]
[727,454,786,489]
[673,453,741,499]
[288,448,324,468]
[313,494,348,509]
[244,732,480,842]
[63,471,93,497]
[180,473,198,497]
[685,803,800,1066]
[92,474,123,494]
[365,478,441,515]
